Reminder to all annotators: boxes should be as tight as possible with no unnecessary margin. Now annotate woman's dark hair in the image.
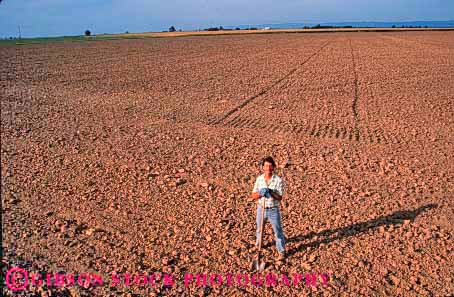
[261,156,276,168]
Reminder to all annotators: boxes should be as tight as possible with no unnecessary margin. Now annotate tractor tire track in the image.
[216,116,403,144]
[208,40,332,125]
[349,39,359,122]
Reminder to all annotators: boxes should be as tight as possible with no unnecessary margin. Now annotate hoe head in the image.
[251,259,266,272]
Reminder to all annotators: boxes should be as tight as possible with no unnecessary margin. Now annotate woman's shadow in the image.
[286,203,437,257]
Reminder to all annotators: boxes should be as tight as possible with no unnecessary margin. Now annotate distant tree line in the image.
[204,26,226,31]
[301,24,430,29]
[166,25,260,32]
[203,26,258,31]
[303,24,353,29]
[165,26,182,32]
[83,22,432,38]
[392,25,429,28]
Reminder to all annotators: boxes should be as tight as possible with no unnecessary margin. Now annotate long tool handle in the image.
[258,199,266,251]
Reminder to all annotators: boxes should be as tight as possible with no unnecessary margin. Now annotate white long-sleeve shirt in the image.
[252,174,285,208]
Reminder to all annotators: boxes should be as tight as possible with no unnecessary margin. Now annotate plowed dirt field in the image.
[1,31,453,296]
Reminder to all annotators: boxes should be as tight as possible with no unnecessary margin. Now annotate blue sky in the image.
[0,0,453,38]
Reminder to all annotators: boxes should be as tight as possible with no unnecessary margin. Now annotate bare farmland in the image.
[1,31,453,296]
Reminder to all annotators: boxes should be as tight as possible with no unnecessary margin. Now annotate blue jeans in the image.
[256,206,286,253]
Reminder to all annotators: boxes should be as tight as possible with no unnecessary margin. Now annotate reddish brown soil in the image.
[1,31,453,296]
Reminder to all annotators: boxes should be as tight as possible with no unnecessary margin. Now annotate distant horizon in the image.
[1,19,453,40]
[230,19,454,30]
[1,0,453,38]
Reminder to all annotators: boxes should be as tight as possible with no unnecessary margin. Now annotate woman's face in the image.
[263,161,274,175]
